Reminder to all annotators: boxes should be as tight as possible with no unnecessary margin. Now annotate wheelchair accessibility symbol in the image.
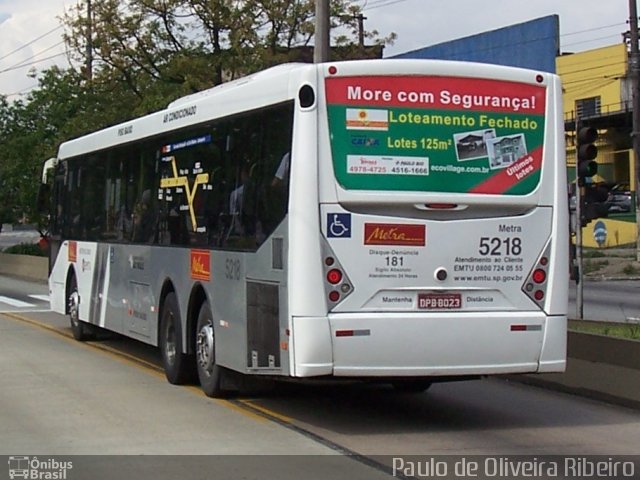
[327,213,351,238]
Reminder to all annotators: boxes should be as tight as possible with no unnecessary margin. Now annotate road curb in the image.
[585,274,640,281]
[509,331,640,410]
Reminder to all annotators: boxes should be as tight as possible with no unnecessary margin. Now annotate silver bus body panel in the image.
[50,60,567,383]
[49,221,291,376]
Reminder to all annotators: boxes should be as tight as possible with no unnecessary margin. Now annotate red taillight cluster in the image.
[324,256,352,304]
[523,249,550,307]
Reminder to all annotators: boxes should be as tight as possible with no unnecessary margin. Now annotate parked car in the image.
[605,184,632,213]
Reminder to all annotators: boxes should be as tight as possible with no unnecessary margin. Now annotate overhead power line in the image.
[5,83,38,99]
[2,41,67,72]
[363,0,409,10]
[559,57,627,75]
[0,24,63,63]
[356,1,627,52]
[563,33,625,49]
[562,22,625,37]
[0,52,67,75]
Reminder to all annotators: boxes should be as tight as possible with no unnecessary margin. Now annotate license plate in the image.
[417,293,462,310]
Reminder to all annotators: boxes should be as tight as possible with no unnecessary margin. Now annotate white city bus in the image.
[44,60,568,397]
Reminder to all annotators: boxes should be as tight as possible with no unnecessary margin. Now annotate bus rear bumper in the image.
[292,312,566,378]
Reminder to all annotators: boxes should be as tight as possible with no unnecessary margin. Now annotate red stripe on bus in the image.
[335,330,354,337]
[470,147,543,195]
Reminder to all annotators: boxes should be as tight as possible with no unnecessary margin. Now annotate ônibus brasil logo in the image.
[8,456,73,479]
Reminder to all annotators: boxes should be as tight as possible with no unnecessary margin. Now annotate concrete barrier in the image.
[0,254,638,408]
[511,331,640,409]
[0,253,48,283]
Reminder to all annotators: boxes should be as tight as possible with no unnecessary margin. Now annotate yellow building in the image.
[557,44,636,248]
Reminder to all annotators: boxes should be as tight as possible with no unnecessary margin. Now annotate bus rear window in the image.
[325,75,546,195]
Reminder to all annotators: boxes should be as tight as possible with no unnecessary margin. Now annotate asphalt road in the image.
[568,279,640,321]
[1,273,639,480]
[0,275,49,313]
[0,304,639,480]
[0,311,397,480]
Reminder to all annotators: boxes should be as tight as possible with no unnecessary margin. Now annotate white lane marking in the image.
[0,309,52,314]
[28,294,50,302]
[0,296,35,308]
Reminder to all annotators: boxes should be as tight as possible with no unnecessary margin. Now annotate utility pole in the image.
[575,120,584,319]
[314,0,330,63]
[575,123,600,320]
[630,0,640,260]
[355,13,367,48]
[86,0,93,81]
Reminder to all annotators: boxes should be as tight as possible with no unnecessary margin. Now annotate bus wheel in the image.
[160,292,195,384]
[195,301,225,397]
[391,380,432,393]
[68,275,93,341]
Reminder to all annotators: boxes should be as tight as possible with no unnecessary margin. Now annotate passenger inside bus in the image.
[132,189,156,243]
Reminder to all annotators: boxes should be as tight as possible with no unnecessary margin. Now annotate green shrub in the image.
[583,259,608,274]
[570,320,640,340]
[623,263,640,275]
[2,242,46,257]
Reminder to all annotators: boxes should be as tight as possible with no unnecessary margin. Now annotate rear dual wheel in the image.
[195,301,225,398]
[159,295,225,397]
[159,292,196,385]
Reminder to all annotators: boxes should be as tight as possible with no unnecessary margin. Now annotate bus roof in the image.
[57,59,556,160]
[57,62,312,160]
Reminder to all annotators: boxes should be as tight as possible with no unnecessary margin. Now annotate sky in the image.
[0,0,636,100]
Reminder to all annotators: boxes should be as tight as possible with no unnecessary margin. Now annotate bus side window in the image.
[132,189,157,243]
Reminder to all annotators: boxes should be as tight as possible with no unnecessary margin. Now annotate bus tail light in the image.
[321,241,353,307]
[327,268,342,284]
[522,242,551,308]
[532,269,546,283]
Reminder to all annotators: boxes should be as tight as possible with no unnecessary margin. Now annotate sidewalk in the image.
[582,246,640,280]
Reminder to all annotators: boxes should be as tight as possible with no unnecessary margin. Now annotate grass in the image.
[583,250,606,258]
[583,248,635,259]
[1,242,46,257]
[569,320,640,341]
[582,258,608,274]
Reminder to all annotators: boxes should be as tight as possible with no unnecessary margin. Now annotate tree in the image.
[61,0,395,108]
[0,0,395,229]
[0,68,99,227]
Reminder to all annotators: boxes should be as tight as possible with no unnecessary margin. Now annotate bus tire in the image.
[391,379,432,393]
[68,274,93,341]
[160,292,195,384]
[195,301,225,398]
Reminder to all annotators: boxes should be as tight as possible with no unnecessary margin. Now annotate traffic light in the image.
[576,126,598,184]
[581,182,608,227]
[575,125,606,226]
